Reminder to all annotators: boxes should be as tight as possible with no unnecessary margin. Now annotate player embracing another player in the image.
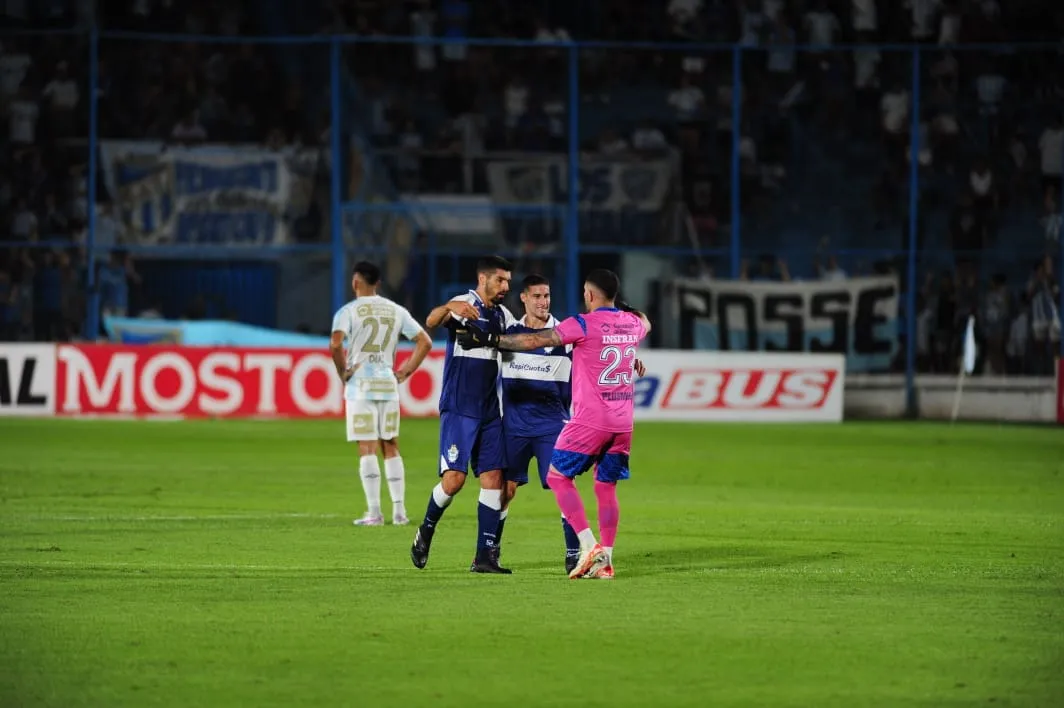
[496,274,646,574]
[459,269,650,579]
[410,256,517,574]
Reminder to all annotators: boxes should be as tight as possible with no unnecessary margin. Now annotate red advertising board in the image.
[5,343,848,422]
[8,342,1063,423]
[53,344,446,418]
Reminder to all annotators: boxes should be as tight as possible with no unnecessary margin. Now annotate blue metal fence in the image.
[2,27,1062,410]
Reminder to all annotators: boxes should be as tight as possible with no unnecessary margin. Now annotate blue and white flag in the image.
[962,314,977,375]
[100,141,322,246]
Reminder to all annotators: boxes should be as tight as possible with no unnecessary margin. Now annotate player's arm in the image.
[395,306,432,383]
[459,314,582,351]
[329,308,354,382]
[496,328,564,352]
[329,330,352,382]
[455,324,561,351]
[426,299,479,331]
[618,299,653,334]
[396,330,432,383]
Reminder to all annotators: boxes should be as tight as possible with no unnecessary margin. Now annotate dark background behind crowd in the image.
[0,0,1061,376]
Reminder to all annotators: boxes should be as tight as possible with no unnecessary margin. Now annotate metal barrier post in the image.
[565,43,580,316]
[1059,137,1064,359]
[729,45,743,279]
[905,46,922,417]
[330,37,345,313]
[85,25,100,340]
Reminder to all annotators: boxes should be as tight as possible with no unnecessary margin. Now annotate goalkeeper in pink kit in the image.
[457,269,650,579]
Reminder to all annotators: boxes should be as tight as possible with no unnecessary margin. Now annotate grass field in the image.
[1,419,1062,708]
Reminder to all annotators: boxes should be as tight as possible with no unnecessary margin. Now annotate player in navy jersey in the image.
[410,255,516,574]
[495,275,582,573]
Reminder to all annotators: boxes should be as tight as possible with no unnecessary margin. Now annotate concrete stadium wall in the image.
[846,374,1058,423]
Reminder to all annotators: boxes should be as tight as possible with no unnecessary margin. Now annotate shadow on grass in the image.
[516,544,841,577]
[624,545,842,578]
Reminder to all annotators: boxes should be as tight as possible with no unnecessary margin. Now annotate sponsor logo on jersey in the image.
[507,361,555,374]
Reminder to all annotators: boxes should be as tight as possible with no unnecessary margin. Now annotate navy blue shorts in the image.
[550,422,632,483]
[438,413,506,476]
[504,432,559,489]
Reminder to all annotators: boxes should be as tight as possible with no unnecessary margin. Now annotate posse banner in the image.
[672,276,899,373]
[485,158,671,211]
[99,141,321,246]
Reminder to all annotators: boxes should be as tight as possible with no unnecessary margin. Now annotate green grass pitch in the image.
[1,418,1062,707]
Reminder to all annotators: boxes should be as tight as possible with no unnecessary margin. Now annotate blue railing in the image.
[2,26,1062,410]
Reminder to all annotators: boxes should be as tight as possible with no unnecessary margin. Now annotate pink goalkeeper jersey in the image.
[555,308,648,433]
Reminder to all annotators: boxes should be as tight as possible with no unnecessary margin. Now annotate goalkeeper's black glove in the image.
[617,300,641,316]
[456,323,499,350]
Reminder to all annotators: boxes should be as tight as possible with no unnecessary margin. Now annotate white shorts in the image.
[345,399,401,442]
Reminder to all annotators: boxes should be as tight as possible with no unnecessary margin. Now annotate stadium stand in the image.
[0,0,1060,374]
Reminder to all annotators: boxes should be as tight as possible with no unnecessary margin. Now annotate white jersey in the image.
[331,295,424,402]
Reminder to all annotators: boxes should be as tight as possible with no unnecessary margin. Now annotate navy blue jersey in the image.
[438,291,515,421]
[500,315,573,438]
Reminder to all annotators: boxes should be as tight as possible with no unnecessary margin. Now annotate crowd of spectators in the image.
[327,0,1062,374]
[0,0,316,340]
[1,0,1061,375]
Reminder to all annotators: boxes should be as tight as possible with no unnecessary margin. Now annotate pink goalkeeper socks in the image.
[594,480,619,548]
[547,470,591,535]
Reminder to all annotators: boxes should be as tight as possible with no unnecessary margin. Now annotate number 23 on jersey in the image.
[598,345,636,386]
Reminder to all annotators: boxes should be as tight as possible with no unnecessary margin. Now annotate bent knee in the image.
[441,470,466,495]
[478,469,503,489]
[501,480,519,508]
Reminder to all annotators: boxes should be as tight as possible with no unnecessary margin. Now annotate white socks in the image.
[384,456,405,517]
[359,455,382,516]
[577,528,597,550]
[603,546,613,564]
[360,455,409,519]
[478,488,502,510]
[431,482,453,509]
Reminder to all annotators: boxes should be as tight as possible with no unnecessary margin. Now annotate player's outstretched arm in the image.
[497,328,563,351]
[455,324,562,351]
[396,330,433,383]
